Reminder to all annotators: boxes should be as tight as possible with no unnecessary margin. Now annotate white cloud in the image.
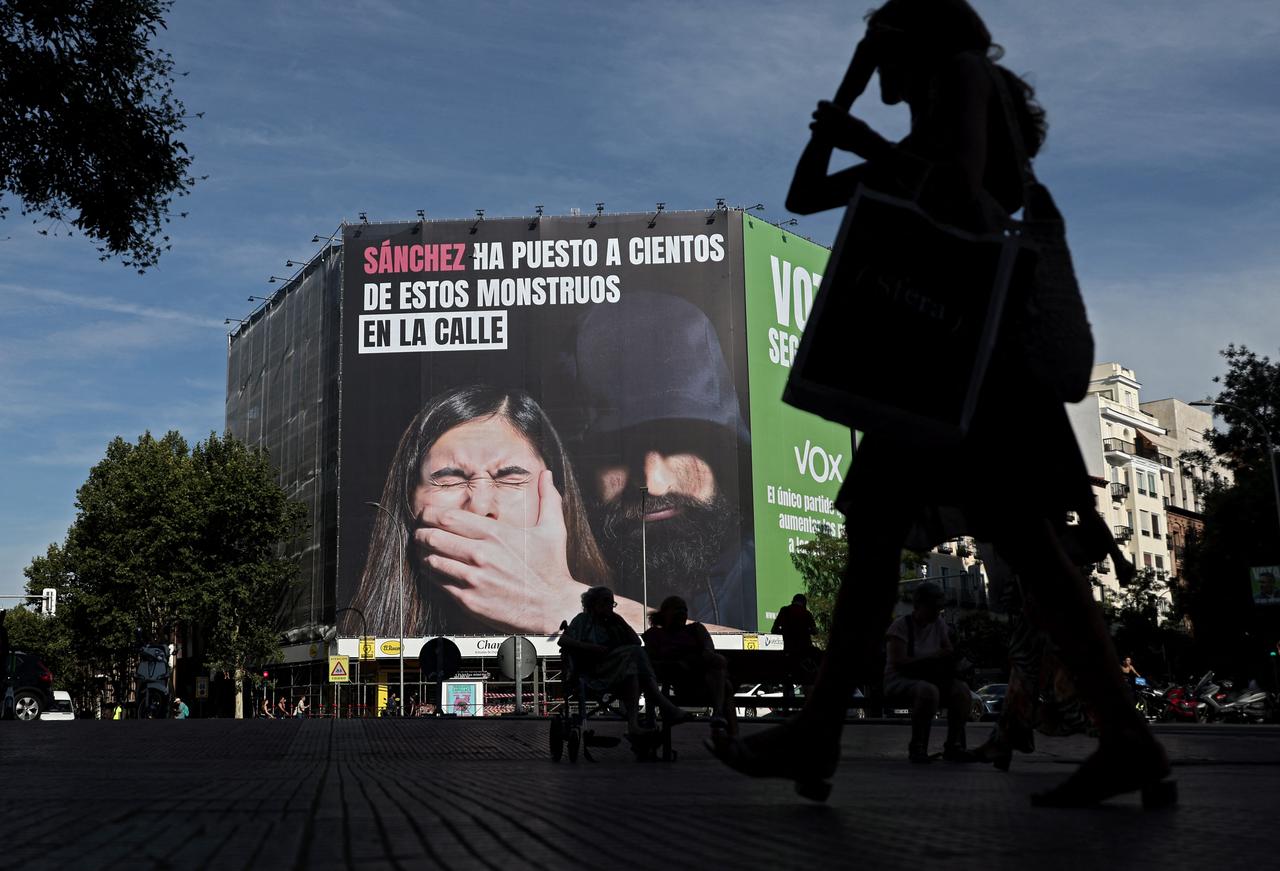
[0,283,225,329]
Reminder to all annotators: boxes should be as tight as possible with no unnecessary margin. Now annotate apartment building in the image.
[1067,363,1230,607]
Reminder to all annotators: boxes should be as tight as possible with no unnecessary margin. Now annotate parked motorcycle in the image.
[1156,673,1211,722]
[1197,672,1274,723]
[1133,677,1164,721]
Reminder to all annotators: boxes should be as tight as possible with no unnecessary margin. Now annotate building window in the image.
[1148,472,1158,494]
[1143,553,1153,568]
[1155,555,1164,570]
[1151,514,1160,538]
[1140,510,1151,536]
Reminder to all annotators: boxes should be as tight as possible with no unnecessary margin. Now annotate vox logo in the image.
[794,440,844,483]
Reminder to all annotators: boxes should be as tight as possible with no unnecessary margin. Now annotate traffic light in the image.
[262,670,270,679]
[41,588,57,616]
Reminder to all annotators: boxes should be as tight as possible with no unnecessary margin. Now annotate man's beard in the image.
[593,490,738,604]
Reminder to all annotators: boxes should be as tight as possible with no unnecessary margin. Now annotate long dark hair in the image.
[867,0,1047,156]
[344,385,609,635]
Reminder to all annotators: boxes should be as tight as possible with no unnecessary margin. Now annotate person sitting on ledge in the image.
[643,595,739,740]
[883,582,975,763]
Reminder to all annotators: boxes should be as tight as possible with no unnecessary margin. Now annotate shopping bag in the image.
[986,60,1094,403]
[783,183,1018,444]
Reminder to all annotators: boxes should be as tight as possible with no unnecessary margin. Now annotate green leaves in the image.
[0,1,196,271]
[19,430,306,693]
[1177,344,1280,676]
[789,530,847,647]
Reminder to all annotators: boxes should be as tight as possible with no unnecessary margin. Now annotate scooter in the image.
[1198,673,1274,723]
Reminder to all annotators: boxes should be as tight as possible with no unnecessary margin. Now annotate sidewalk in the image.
[2,719,1276,870]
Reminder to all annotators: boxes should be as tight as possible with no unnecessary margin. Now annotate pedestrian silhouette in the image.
[709,0,1173,808]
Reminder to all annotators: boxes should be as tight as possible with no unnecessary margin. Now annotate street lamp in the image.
[366,501,406,716]
[639,486,649,619]
[1190,399,1280,542]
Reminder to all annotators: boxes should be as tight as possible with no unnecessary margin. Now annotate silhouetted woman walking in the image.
[711,0,1172,808]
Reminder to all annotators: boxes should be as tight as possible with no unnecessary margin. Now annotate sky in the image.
[3,0,1279,599]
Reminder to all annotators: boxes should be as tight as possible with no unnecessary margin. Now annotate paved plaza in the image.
[2,718,1277,870]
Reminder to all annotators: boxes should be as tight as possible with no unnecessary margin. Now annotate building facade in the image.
[1066,362,1230,608]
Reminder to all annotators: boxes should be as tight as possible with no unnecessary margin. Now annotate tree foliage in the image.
[789,531,846,647]
[1179,344,1280,681]
[0,0,197,270]
[185,436,305,680]
[788,530,929,648]
[22,431,305,712]
[1198,345,1280,478]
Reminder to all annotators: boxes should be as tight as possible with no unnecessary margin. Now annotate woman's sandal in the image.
[1030,744,1176,809]
[703,729,838,802]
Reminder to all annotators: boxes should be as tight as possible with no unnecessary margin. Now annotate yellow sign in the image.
[359,637,377,661]
[743,634,760,651]
[328,655,350,683]
[195,676,209,699]
[308,643,319,659]
[380,640,402,656]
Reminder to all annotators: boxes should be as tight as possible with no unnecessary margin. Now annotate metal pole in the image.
[365,501,406,716]
[640,486,649,618]
[399,569,405,717]
[1268,445,1280,545]
[514,637,524,715]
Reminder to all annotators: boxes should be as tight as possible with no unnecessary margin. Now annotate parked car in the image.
[975,683,1008,717]
[884,686,988,721]
[4,650,54,721]
[42,690,75,721]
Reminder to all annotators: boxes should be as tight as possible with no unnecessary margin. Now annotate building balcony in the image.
[1103,438,1135,458]
[1134,441,1172,467]
[1110,482,1130,501]
[1113,525,1133,542]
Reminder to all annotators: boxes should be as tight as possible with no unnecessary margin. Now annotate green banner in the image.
[742,214,851,630]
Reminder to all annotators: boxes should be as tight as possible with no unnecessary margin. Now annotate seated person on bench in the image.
[559,586,686,740]
[642,595,738,739]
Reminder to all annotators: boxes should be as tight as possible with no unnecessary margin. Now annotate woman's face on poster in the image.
[412,415,548,526]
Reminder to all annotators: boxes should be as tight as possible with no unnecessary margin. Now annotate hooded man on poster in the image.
[552,292,756,629]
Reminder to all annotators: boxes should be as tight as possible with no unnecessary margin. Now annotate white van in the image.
[43,690,75,721]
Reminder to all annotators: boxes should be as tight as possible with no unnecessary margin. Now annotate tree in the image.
[64,431,197,653]
[186,435,306,719]
[788,530,927,647]
[1179,344,1280,683]
[789,530,846,647]
[0,1,197,271]
[25,431,304,718]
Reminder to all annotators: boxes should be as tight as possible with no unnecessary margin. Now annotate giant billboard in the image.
[336,211,848,639]
[338,213,755,636]
[740,214,849,630]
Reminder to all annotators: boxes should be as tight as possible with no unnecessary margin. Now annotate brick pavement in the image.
[2,719,1277,870]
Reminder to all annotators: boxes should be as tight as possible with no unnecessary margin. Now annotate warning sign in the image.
[359,637,377,661]
[328,655,350,683]
[743,634,760,651]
